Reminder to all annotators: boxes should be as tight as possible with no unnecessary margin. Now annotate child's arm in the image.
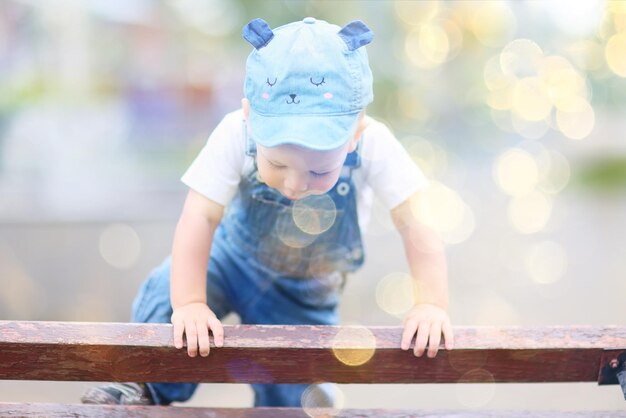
[390,191,454,358]
[170,189,225,357]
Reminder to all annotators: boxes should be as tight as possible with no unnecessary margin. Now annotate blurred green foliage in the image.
[576,156,626,194]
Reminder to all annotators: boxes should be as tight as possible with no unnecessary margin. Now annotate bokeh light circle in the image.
[292,194,337,235]
[442,202,475,245]
[375,272,415,317]
[543,66,589,111]
[556,99,595,140]
[301,383,345,418]
[526,240,568,284]
[275,212,318,249]
[508,191,552,234]
[404,136,448,179]
[494,149,539,197]
[536,150,571,194]
[405,23,450,69]
[500,39,543,78]
[410,182,466,233]
[512,77,552,121]
[469,2,516,47]
[606,33,626,77]
[99,223,141,269]
[331,326,377,367]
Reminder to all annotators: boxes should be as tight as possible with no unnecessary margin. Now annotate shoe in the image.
[81,382,154,405]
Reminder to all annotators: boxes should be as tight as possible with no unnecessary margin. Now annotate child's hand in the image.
[400,303,453,358]
[171,302,224,358]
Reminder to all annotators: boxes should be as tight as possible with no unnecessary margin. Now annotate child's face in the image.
[242,98,367,200]
[256,142,350,200]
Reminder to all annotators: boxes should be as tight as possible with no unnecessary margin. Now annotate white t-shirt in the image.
[181,109,428,231]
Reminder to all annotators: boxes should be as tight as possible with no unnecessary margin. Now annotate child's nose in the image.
[284,173,308,192]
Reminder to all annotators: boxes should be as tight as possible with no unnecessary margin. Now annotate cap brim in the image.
[248,109,360,151]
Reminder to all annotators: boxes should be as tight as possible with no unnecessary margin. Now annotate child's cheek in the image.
[255,161,273,185]
[313,175,340,193]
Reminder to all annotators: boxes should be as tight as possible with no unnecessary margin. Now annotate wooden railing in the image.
[1,321,625,417]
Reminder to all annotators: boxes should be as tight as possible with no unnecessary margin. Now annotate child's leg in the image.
[130,251,233,405]
[235,269,344,407]
[252,383,335,407]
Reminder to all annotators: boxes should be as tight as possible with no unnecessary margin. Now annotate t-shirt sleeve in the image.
[361,120,429,210]
[181,110,245,206]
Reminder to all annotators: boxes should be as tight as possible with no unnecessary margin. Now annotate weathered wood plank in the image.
[0,321,625,384]
[2,321,626,349]
[1,404,625,418]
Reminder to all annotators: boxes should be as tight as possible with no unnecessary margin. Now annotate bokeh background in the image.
[1,0,626,411]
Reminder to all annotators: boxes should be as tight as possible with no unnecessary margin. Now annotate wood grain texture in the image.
[1,321,625,384]
[1,404,625,418]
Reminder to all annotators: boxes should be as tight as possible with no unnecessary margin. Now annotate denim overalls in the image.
[131,124,365,406]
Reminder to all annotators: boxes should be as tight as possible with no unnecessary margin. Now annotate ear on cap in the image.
[243,18,274,50]
[337,20,373,51]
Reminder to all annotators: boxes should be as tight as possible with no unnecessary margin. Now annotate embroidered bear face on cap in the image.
[243,17,374,151]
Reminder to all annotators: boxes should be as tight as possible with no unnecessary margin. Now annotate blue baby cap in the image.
[243,17,373,151]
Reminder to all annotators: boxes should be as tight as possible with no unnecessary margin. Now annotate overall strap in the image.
[343,140,361,168]
[339,139,362,181]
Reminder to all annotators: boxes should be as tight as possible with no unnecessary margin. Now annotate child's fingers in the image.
[208,316,224,347]
[414,322,430,357]
[184,320,198,357]
[400,319,418,350]
[442,320,454,350]
[172,318,185,350]
[427,323,442,358]
[196,321,211,357]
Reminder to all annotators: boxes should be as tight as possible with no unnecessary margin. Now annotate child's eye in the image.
[266,77,277,87]
[268,160,285,169]
[310,77,325,87]
[310,170,329,177]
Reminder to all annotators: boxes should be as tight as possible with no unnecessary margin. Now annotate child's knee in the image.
[131,257,173,323]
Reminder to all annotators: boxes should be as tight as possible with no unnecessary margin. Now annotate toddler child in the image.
[82,16,453,407]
